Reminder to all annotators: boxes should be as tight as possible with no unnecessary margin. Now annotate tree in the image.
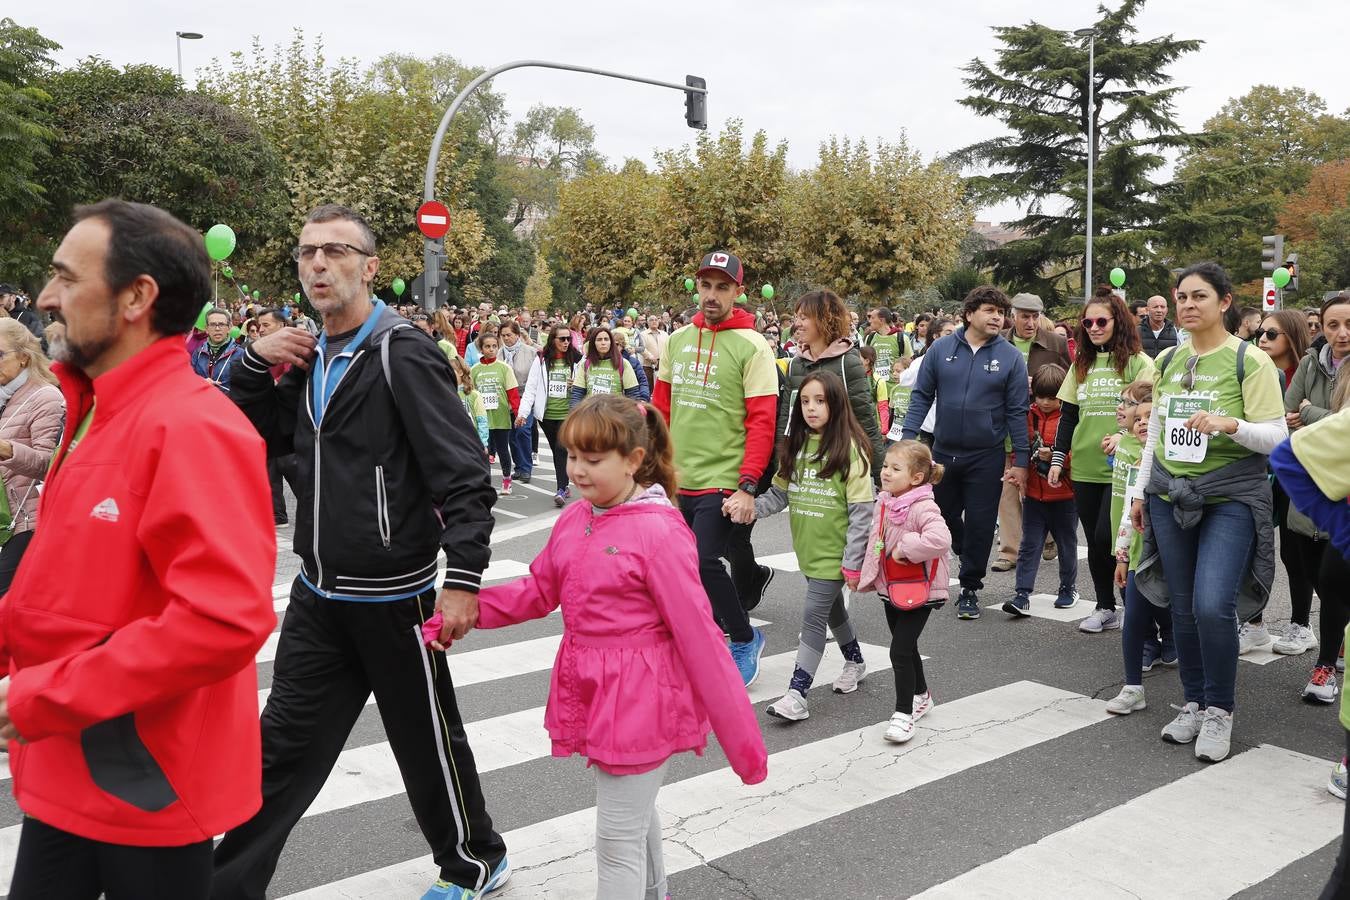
[1274,159,1350,297]
[497,104,601,229]
[0,18,59,279]
[546,159,659,305]
[789,136,970,301]
[523,250,553,311]
[953,0,1202,301]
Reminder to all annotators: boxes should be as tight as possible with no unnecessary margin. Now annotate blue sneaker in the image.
[730,627,766,687]
[1142,640,1162,672]
[1054,588,1079,609]
[422,857,510,899]
[956,589,980,620]
[1002,591,1031,617]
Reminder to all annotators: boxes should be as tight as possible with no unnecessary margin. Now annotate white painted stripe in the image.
[913,743,1342,899]
[755,552,799,572]
[270,561,534,613]
[279,681,1109,898]
[984,593,1091,623]
[491,506,527,520]
[487,511,563,543]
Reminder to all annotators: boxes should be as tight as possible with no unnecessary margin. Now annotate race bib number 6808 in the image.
[1163,394,1211,464]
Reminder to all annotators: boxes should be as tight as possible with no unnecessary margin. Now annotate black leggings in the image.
[1318,550,1350,669]
[540,417,569,493]
[1322,728,1350,900]
[9,816,212,900]
[1281,527,1325,628]
[883,602,932,715]
[1071,480,1116,610]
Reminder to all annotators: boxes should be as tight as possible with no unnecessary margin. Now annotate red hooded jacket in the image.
[0,337,276,846]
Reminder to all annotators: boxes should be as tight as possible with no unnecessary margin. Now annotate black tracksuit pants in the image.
[211,580,506,899]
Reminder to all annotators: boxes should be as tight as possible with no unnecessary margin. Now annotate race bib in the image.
[1164,394,1210,464]
[547,372,568,398]
[887,419,904,443]
[482,389,499,410]
[590,375,614,395]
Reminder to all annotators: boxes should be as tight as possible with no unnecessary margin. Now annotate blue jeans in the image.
[1121,570,1173,685]
[1146,496,1255,712]
[509,415,534,478]
[1014,497,1078,595]
[932,445,1005,592]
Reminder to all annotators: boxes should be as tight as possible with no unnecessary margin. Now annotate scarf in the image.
[858,484,935,591]
[0,368,30,413]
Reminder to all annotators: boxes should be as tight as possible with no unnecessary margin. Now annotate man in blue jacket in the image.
[901,285,1029,619]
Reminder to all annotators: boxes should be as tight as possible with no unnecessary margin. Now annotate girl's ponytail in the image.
[635,402,678,500]
[928,462,945,486]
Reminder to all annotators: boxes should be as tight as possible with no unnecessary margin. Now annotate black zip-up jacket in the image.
[231,304,496,597]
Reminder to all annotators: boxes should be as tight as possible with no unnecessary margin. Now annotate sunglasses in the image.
[1081,317,1112,330]
[554,335,571,342]
[1182,353,1201,391]
[1259,328,1284,341]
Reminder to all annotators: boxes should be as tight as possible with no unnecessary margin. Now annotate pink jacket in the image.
[858,485,951,604]
[0,376,65,536]
[476,485,768,783]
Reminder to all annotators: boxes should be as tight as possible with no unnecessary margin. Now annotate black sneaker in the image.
[515,472,532,485]
[956,589,981,620]
[1002,592,1031,617]
[742,564,774,612]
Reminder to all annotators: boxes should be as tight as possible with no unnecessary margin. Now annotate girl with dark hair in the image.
[518,325,582,506]
[1132,261,1287,763]
[752,371,875,722]
[1048,286,1154,633]
[569,325,642,407]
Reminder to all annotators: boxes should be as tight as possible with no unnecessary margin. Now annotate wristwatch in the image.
[738,479,759,497]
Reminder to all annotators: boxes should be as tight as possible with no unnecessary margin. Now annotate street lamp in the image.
[175,31,203,82]
[1075,26,1097,301]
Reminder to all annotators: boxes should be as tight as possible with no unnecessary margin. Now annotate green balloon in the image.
[392,277,406,297]
[761,283,775,301]
[1273,267,1291,288]
[683,278,695,292]
[229,326,241,340]
[194,302,212,331]
[626,307,638,318]
[294,292,302,302]
[240,284,249,294]
[204,224,236,262]
[222,265,233,279]
[1109,267,1126,288]
[252,290,261,300]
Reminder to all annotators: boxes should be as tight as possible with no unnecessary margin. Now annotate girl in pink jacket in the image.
[859,440,951,744]
[475,395,768,899]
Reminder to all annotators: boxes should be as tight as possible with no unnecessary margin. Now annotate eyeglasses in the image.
[1116,395,1139,407]
[1182,353,1200,391]
[1081,317,1112,330]
[206,321,231,328]
[1260,328,1284,341]
[291,242,374,262]
[412,314,429,322]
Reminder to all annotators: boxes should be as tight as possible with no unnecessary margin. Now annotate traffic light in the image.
[1285,253,1299,292]
[1261,234,1284,273]
[684,75,707,130]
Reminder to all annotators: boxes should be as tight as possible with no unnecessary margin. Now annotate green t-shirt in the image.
[1152,335,1283,480]
[574,358,637,398]
[470,359,518,431]
[772,434,874,579]
[1013,335,1033,358]
[868,332,902,383]
[437,339,458,363]
[658,323,779,491]
[459,386,487,423]
[1057,352,1154,484]
[544,359,571,421]
[1110,434,1144,569]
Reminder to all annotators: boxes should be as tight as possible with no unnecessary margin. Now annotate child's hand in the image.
[1113,561,1127,589]
[845,576,859,591]
[1037,446,1052,461]
[1047,464,1062,487]
[1101,432,1122,455]
[890,547,910,563]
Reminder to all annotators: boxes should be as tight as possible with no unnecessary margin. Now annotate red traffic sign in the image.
[416,201,451,240]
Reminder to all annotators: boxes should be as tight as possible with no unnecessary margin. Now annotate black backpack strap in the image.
[380,323,415,406]
[1157,346,1178,382]
[1236,338,1247,385]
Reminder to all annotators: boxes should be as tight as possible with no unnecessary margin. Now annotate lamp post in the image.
[1075,26,1097,301]
[175,31,203,82]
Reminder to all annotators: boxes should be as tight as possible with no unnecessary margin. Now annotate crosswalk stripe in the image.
[491,506,527,519]
[912,743,1342,899]
[755,552,799,572]
[983,593,1090,622]
[278,681,1110,898]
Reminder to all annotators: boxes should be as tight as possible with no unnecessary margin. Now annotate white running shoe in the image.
[1273,622,1318,656]
[1194,707,1233,763]
[912,691,934,723]
[884,712,915,744]
[1303,665,1339,704]
[832,660,867,694]
[1161,701,1203,744]
[1238,622,1272,655]
[766,689,809,721]
[1106,685,1147,715]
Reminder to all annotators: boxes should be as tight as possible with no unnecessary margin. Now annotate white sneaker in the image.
[1106,685,1147,715]
[1161,701,1203,744]
[1238,622,1271,655]
[912,691,934,723]
[766,689,809,721]
[1079,608,1121,633]
[832,660,867,694]
[1194,707,1233,763]
[1273,623,1318,656]
[884,712,915,744]
[1303,665,1339,704]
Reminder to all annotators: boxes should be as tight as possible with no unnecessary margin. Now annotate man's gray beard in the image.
[53,333,114,372]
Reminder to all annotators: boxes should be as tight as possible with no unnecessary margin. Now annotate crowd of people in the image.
[1,202,1349,900]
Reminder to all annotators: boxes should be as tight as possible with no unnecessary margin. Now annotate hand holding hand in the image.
[431,589,479,652]
[1003,466,1027,491]
[722,490,756,525]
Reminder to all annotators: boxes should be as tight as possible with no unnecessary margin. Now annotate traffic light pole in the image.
[419,60,708,310]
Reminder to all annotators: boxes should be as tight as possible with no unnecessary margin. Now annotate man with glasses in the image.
[190,307,244,393]
[215,204,509,900]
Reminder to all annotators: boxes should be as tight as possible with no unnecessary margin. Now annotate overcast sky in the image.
[18,0,1350,224]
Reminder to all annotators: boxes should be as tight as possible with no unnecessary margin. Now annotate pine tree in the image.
[523,250,553,311]
[953,0,1201,301]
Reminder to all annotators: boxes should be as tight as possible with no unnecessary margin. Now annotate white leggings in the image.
[594,760,669,899]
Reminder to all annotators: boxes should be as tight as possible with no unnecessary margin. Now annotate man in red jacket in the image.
[0,199,276,899]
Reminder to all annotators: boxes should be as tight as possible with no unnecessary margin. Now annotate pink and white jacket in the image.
[476,485,768,782]
[857,485,952,605]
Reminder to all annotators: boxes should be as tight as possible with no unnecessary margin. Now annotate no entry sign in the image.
[416,201,451,240]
